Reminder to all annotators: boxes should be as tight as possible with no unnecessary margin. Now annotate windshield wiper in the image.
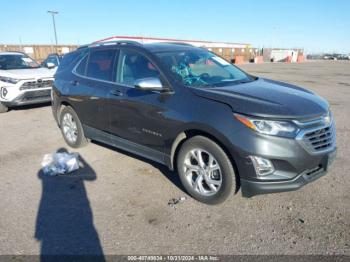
[237,79,252,84]
[208,79,242,86]
[236,77,258,84]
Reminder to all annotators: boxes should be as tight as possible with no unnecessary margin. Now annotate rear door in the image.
[68,47,118,132]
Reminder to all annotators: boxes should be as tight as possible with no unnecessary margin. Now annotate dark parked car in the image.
[52,41,336,204]
[41,53,63,69]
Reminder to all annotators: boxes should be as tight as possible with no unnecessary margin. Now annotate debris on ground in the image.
[168,196,187,208]
[41,152,80,176]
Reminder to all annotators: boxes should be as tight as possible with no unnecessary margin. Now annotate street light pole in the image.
[47,11,58,46]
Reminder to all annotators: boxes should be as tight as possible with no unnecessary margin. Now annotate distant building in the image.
[263,48,304,63]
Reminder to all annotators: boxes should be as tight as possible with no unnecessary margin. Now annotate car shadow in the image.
[93,141,187,195]
[35,148,105,261]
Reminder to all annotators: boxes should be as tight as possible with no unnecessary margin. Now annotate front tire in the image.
[177,136,236,205]
[0,102,8,113]
[60,106,88,148]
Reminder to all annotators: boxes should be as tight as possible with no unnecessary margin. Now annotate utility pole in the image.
[19,37,23,52]
[47,11,58,46]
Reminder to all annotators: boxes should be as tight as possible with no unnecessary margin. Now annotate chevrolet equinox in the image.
[52,41,337,204]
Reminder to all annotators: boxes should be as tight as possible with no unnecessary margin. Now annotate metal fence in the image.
[0,45,78,62]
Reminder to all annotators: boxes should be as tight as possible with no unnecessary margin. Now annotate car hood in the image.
[191,78,329,119]
[0,68,55,80]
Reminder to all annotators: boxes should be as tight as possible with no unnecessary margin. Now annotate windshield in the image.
[155,49,253,88]
[0,54,41,70]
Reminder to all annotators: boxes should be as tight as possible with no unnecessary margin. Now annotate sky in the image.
[0,0,349,53]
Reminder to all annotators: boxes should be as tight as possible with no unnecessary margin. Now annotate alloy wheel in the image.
[62,113,78,144]
[183,148,222,196]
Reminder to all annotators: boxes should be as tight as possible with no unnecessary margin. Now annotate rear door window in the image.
[86,49,117,82]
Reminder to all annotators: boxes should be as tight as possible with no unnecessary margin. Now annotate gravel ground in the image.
[0,61,349,256]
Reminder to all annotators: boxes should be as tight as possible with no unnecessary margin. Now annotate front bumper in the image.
[240,148,336,197]
[224,115,337,198]
[1,89,51,107]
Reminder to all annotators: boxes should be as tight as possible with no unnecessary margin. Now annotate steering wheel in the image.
[184,75,206,86]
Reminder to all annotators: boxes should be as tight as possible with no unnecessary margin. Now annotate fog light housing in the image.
[249,156,275,176]
[1,87,8,98]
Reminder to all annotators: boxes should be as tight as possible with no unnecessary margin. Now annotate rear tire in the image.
[60,106,88,148]
[176,136,236,205]
[0,102,8,113]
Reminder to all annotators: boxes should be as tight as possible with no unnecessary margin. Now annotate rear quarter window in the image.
[56,49,87,73]
[75,55,88,76]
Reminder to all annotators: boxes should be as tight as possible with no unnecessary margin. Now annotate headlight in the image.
[0,76,20,84]
[235,113,298,137]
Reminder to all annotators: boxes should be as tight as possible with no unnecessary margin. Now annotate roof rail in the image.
[94,40,143,47]
[77,44,89,50]
[78,40,143,50]
[162,42,194,46]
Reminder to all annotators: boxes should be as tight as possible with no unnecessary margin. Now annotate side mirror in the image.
[46,62,56,69]
[134,77,164,91]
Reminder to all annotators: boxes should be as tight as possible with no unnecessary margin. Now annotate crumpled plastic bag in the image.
[41,152,80,176]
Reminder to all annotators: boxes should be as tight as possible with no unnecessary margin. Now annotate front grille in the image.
[305,165,323,176]
[20,79,53,90]
[21,90,51,101]
[302,165,325,181]
[300,124,336,153]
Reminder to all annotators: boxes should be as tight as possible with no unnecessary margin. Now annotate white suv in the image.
[0,52,55,113]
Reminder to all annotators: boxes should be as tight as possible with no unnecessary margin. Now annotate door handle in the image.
[110,89,123,96]
[70,80,79,86]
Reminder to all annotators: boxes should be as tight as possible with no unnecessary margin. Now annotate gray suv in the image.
[52,41,337,204]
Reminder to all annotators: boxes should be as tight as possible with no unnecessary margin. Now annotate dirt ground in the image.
[0,61,349,256]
